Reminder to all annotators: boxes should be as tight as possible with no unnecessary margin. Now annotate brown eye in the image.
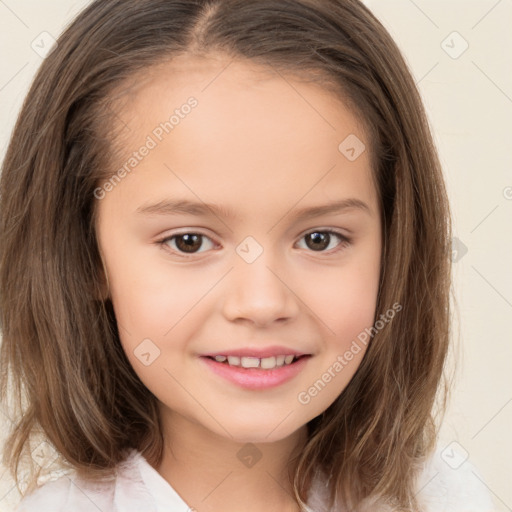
[298,230,350,253]
[174,234,202,253]
[305,232,330,251]
[161,233,215,255]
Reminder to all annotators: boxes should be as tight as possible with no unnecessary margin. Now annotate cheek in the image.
[294,250,380,411]
[107,263,196,397]
[302,256,380,343]
[105,253,224,392]
[107,249,209,340]
[294,267,379,415]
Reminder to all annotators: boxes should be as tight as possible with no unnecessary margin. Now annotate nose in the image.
[222,251,299,327]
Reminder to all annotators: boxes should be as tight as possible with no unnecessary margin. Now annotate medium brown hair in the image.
[0,0,452,509]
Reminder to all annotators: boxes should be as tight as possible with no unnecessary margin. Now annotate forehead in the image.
[114,52,369,152]
[100,54,378,217]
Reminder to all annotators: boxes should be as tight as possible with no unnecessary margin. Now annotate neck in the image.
[151,409,309,512]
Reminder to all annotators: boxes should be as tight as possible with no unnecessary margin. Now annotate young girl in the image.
[0,0,494,511]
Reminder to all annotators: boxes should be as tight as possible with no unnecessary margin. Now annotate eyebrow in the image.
[136,197,371,221]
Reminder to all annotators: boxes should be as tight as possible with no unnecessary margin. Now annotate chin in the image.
[219,417,302,444]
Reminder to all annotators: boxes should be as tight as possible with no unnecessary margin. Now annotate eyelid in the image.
[300,227,350,239]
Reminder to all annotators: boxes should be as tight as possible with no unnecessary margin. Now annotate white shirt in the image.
[15,447,495,511]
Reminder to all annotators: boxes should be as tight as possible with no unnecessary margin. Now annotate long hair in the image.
[0,0,452,509]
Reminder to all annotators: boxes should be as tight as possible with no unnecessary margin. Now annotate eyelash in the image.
[156,229,351,259]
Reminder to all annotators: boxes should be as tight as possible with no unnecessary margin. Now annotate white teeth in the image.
[260,356,276,369]
[214,354,299,369]
[227,356,240,366]
[241,357,260,368]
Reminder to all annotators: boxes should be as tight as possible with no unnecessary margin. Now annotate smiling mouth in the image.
[204,354,310,370]
[200,354,312,390]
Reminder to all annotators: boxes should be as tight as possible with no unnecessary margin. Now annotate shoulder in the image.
[15,450,155,512]
[15,473,74,512]
[306,444,495,512]
[415,443,495,512]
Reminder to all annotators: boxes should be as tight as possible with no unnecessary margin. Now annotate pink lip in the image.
[200,355,311,390]
[201,345,308,358]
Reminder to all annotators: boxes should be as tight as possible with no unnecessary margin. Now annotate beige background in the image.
[0,1,511,511]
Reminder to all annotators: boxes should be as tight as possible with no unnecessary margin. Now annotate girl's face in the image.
[96,54,381,443]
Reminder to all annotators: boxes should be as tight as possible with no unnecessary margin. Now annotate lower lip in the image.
[200,356,311,390]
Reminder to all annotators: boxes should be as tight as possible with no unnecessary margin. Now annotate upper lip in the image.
[201,345,310,358]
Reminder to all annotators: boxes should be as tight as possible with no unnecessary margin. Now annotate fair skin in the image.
[95,53,381,512]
